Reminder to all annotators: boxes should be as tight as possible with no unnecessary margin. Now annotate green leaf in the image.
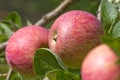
[46,69,80,80]
[0,64,9,74]
[68,68,80,75]
[0,52,5,58]
[100,18,110,35]
[102,37,120,57]
[0,34,8,43]
[0,76,5,80]
[6,11,22,28]
[10,73,22,80]
[112,21,120,38]
[26,20,33,26]
[1,21,17,32]
[0,22,13,37]
[101,0,118,24]
[34,48,67,77]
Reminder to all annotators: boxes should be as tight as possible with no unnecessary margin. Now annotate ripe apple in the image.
[81,44,120,80]
[6,26,49,78]
[49,10,103,68]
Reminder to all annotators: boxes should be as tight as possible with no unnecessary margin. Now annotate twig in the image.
[97,1,102,21]
[6,68,12,80]
[35,0,79,26]
[97,5,101,21]
[0,42,7,51]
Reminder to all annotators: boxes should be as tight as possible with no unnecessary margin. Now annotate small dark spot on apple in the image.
[53,37,57,41]
[53,35,57,42]
[53,32,57,42]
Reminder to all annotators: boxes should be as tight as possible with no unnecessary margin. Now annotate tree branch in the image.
[35,0,79,26]
[97,1,101,21]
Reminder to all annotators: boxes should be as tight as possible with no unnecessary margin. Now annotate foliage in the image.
[0,0,120,80]
[101,0,120,57]
[34,48,79,80]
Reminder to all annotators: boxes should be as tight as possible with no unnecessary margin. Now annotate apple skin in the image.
[6,26,49,78]
[49,10,103,68]
[81,44,120,80]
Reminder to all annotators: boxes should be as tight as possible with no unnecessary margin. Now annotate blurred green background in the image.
[0,0,100,25]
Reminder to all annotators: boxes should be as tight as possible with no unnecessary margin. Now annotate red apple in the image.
[49,10,102,68]
[81,44,120,80]
[6,26,49,78]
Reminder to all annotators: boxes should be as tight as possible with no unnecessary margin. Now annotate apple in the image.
[49,10,103,68]
[6,26,49,78]
[81,44,120,80]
